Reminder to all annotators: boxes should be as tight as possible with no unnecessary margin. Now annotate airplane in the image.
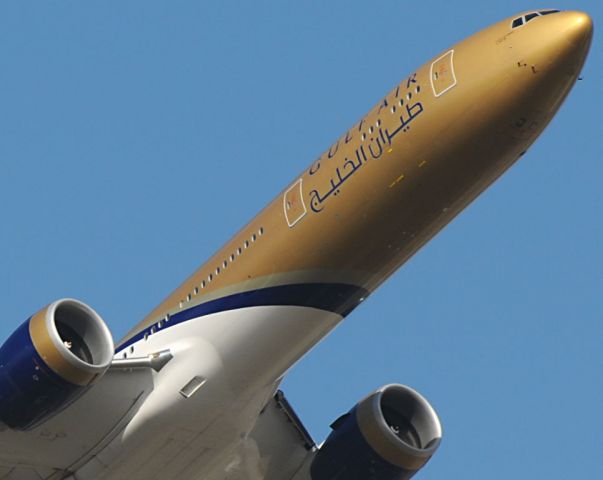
[0,9,592,480]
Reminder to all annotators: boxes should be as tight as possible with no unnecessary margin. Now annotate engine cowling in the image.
[0,299,114,430]
[310,384,442,480]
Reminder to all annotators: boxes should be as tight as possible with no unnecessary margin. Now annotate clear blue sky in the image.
[1,2,600,478]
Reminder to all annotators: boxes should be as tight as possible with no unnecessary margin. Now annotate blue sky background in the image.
[0,2,601,478]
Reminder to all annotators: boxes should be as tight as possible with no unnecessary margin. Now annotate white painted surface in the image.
[71,305,341,480]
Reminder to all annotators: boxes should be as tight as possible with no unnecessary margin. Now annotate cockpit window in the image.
[511,10,561,29]
[512,17,523,28]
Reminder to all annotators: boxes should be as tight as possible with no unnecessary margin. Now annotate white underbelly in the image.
[76,305,341,480]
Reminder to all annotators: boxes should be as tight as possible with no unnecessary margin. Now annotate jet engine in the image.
[0,299,114,430]
[310,384,442,480]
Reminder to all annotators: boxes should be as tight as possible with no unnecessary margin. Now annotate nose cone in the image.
[562,11,593,49]
[528,10,593,81]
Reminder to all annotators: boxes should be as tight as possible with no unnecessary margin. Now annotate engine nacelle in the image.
[0,299,114,430]
[311,384,442,480]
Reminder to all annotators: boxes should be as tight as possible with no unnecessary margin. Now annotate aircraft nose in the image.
[539,11,593,76]
[563,11,593,48]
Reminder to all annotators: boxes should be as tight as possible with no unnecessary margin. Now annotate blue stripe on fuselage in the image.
[116,283,369,352]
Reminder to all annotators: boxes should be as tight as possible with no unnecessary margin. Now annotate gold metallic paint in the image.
[29,307,95,386]
[119,11,592,347]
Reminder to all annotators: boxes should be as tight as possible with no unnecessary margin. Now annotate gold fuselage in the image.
[119,11,592,348]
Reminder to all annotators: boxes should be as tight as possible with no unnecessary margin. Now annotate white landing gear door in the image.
[226,391,317,480]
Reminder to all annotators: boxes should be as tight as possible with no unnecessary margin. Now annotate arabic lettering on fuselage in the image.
[308,73,424,213]
[309,146,367,213]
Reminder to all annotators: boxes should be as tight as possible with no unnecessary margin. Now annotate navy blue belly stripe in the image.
[117,283,369,351]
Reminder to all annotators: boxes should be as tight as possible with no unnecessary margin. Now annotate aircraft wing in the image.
[0,366,155,479]
[0,299,442,480]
